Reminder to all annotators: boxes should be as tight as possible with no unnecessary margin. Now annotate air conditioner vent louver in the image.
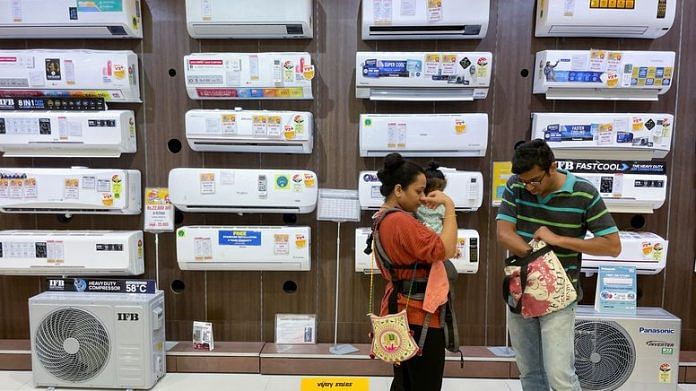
[574,320,635,390]
[35,308,110,383]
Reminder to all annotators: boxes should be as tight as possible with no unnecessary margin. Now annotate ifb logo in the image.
[49,280,64,289]
[117,313,140,321]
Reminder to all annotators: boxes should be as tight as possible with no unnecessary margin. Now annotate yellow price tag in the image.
[300,377,369,391]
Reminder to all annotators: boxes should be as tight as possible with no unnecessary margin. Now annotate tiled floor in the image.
[1,372,696,391]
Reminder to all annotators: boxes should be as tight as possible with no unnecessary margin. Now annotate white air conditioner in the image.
[30,291,166,389]
[184,52,314,100]
[575,306,680,391]
[536,0,675,39]
[0,0,143,39]
[186,0,312,39]
[531,113,673,160]
[176,226,311,271]
[358,168,483,212]
[557,160,667,214]
[0,110,137,158]
[582,231,667,275]
[356,51,492,101]
[0,168,141,215]
[185,109,312,153]
[169,168,318,214]
[533,50,675,101]
[362,0,489,40]
[0,49,141,102]
[0,230,144,276]
[355,228,479,274]
[359,113,488,157]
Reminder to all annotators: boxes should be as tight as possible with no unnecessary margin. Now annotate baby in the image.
[416,162,448,234]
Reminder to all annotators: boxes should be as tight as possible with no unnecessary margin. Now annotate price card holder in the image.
[317,189,361,222]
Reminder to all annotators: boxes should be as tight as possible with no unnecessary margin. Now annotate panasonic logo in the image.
[639,327,675,334]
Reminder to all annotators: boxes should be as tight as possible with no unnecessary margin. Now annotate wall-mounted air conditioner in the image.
[359,113,488,157]
[176,226,311,271]
[356,51,492,101]
[362,0,489,40]
[355,228,479,274]
[536,0,675,39]
[185,0,312,39]
[358,168,483,212]
[169,168,318,214]
[0,168,141,215]
[30,291,166,390]
[185,109,312,154]
[531,113,673,160]
[533,50,675,101]
[0,0,143,39]
[0,110,137,158]
[184,52,314,100]
[574,306,680,391]
[557,160,666,214]
[0,230,144,276]
[582,231,667,276]
[0,49,140,102]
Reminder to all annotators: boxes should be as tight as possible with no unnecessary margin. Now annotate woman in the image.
[373,153,458,391]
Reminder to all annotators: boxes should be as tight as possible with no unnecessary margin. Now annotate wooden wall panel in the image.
[0,0,694,351]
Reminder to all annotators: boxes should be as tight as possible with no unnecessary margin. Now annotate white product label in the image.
[201,0,212,20]
[22,178,36,199]
[11,0,21,22]
[96,179,111,193]
[564,0,575,16]
[63,178,79,200]
[249,55,260,81]
[400,0,416,16]
[82,176,96,190]
[374,0,393,25]
[200,173,215,194]
[274,234,290,255]
[47,241,64,263]
[194,237,212,260]
[205,117,220,133]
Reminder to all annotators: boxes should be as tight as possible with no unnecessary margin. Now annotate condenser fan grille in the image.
[34,308,110,382]
[574,320,636,390]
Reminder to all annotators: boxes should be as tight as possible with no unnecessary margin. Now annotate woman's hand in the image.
[422,190,454,209]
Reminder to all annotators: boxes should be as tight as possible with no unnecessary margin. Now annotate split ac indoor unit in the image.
[185,0,312,39]
[0,0,143,39]
[184,52,314,100]
[359,113,488,157]
[533,50,675,101]
[582,231,668,275]
[362,0,489,40]
[0,167,141,215]
[0,230,144,276]
[531,113,673,160]
[30,291,166,389]
[557,160,666,214]
[574,305,680,391]
[536,0,675,39]
[185,109,312,153]
[0,49,140,102]
[356,51,492,101]
[0,110,137,158]
[354,228,479,274]
[169,168,318,214]
[176,226,311,271]
[359,168,483,212]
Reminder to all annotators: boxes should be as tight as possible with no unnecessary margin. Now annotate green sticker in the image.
[77,0,123,12]
[365,118,372,126]
[177,230,185,237]
[662,348,673,355]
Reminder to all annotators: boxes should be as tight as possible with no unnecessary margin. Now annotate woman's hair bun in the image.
[383,153,405,171]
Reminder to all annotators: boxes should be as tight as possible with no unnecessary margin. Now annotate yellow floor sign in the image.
[300,377,369,391]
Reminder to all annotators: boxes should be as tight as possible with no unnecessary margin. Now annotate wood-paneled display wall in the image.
[1,0,695,350]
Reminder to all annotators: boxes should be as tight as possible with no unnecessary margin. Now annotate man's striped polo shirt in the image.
[496,169,618,289]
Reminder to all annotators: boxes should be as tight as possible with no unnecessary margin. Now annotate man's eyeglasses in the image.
[518,172,547,187]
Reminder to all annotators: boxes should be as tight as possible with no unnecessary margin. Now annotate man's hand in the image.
[533,226,561,246]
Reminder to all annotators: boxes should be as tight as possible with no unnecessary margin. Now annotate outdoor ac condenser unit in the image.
[29,291,166,389]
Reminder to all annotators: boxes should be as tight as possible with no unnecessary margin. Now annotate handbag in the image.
[502,240,577,318]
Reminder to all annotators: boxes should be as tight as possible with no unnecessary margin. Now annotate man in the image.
[496,139,621,390]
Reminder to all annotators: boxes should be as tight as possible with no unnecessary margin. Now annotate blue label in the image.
[219,230,262,246]
[616,132,634,143]
[554,71,603,83]
[545,124,594,142]
[639,67,648,78]
[362,59,421,78]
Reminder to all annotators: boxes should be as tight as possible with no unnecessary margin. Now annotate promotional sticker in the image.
[274,234,289,255]
[0,178,8,199]
[221,114,237,135]
[292,114,305,135]
[219,230,261,246]
[252,115,268,137]
[442,54,458,76]
[77,0,124,12]
[455,119,466,134]
[111,174,122,199]
[268,115,282,137]
[302,65,315,80]
[45,58,61,81]
[64,178,79,200]
[283,60,295,83]
[275,175,290,190]
[295,233,307,249]
[425,54,441,76]
[303,173,315,188]
[101,193,113,206]
[200,173,215,194]
[658,363,671,384]
[22,178,37,199]
[144,188,174,233]
[476,56,489,78]
[427,0,442,22]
